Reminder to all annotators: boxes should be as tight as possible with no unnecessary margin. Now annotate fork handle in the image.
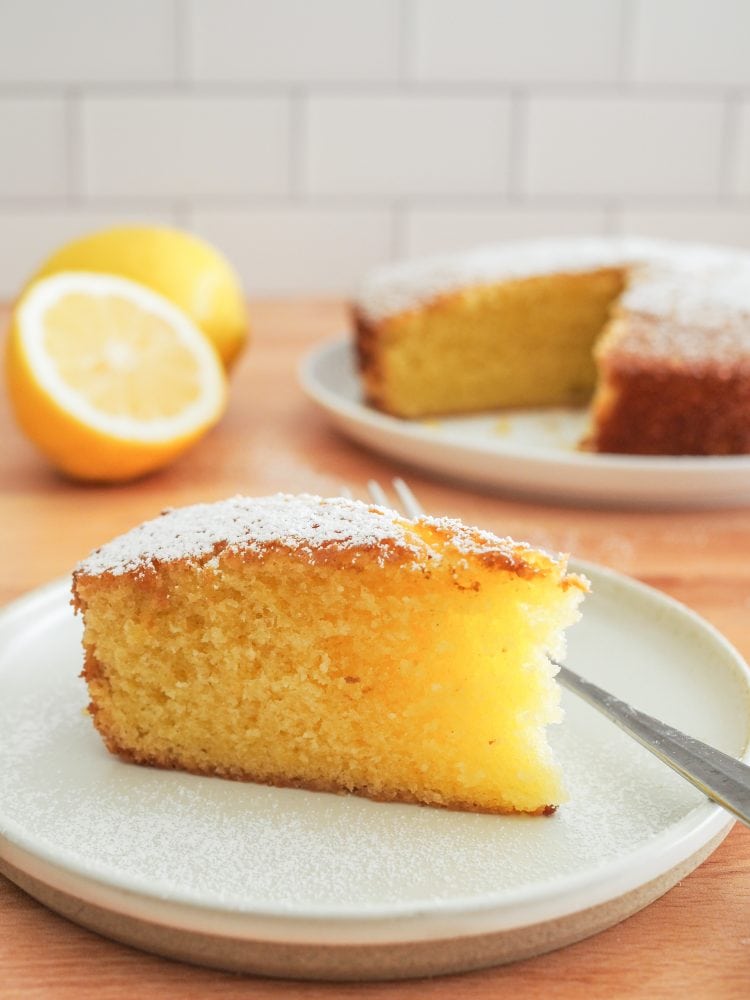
[555,663,750,829]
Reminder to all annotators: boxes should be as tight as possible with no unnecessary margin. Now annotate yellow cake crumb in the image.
[357,270,624,418]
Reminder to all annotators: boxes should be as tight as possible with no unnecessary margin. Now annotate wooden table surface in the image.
[1,299,750,999]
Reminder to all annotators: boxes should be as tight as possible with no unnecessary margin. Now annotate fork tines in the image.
[366,477,424,518]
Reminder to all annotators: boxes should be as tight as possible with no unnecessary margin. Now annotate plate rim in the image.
[298,336,750,475]
[1,566,748,936]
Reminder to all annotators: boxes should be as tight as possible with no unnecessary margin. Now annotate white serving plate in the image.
[1,567,748,980]
[298,339,750,508]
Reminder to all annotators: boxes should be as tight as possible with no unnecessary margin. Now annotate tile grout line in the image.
[4,194,750,212]
[64,87,83,204]
[617,0,637,83]
[0,81,747,99]
[288,88,306,202]
[506,90,526,202]
[173,0,189,85]
[718,93,742,200]
[397,0,415,83]
[603,202,622,236]
[391,201,406,260]
[173,200,191,228]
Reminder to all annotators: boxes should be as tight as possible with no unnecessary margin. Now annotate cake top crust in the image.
[354,236,749,327]
[610,261,750,368]
[74,493,564,579]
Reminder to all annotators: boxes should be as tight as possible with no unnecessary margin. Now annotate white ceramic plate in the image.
[299,339,750,508]
[1,568,748,980]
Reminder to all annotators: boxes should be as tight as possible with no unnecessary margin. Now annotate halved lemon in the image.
[31,226,249,369]
[7,272,228,482]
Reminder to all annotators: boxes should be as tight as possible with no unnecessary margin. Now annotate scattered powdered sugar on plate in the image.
[0,684,700,909]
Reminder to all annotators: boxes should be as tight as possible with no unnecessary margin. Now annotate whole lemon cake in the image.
[353,238,750,455]
[72,494,588,815]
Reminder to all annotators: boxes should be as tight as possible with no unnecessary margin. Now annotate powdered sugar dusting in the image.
[356,237,633,323]
[622,264,750,326]
[608,314,750,369]
[355,236,747,324]
[74,493,548,578]
[599,260,750,367]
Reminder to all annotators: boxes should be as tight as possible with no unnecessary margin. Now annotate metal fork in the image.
[365,477,750,829]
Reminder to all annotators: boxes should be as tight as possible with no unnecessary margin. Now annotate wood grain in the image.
[2,300,750,999]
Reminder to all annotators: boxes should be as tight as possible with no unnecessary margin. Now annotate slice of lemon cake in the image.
[72,494,587,815]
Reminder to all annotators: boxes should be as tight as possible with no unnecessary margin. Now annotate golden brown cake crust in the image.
[352,303,386,412]
[585,361,750,455]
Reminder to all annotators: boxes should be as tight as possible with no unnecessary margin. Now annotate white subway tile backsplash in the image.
[0,99,67,198]
[189,208,393,294]
[0,207,177,296]
[305,96,510,197]
[188,0,399,82]
[413,0,620,83]
[523,97,724,198]
[619,208,750,249]
[82,96,290,199]
[0,0,175,83]
[632,0,750,87]
[403,207,610,258]
[0,1,749,296]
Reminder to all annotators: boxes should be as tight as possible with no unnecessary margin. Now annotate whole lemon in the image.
[30,225,248,369]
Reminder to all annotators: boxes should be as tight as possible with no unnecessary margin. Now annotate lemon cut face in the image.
[32,226,249,369]
[8,272,228,482]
